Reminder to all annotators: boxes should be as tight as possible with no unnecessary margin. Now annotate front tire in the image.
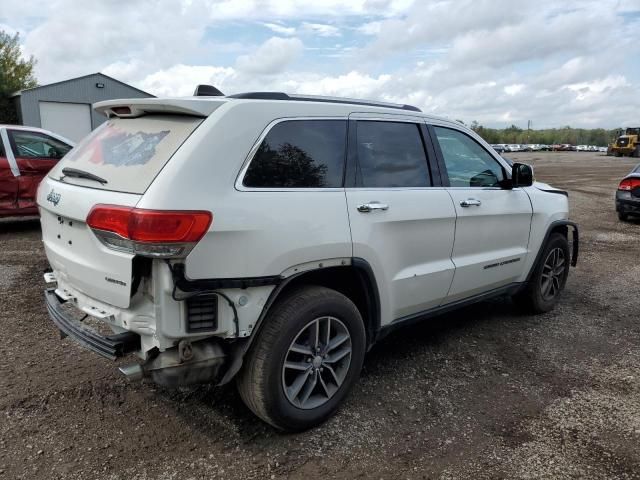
[618,211,629,221]
[515,233,570,314]
[236,286,366,431]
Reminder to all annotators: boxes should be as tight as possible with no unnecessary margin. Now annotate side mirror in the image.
[512,163,534,187]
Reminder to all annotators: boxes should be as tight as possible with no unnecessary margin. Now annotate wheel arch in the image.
[217,258,381,385]
[525,220,579,284]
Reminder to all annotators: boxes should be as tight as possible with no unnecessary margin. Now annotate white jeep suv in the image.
[38,89,578,431]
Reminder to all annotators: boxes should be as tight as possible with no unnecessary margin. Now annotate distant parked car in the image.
[616,163,640,221]
[0,125,74,218]
[490,144,506,153]
[525,144,543,151]
[598,146,608,153]
[555,144,576,151]
[576,145,588,152]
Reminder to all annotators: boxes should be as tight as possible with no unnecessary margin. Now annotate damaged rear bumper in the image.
[45,288,228,386]
[45,288,140,360]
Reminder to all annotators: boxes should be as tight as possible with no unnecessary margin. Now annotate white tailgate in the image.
[37,177,141,308]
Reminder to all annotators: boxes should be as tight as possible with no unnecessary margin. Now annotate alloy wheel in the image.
[540,247,566,301]
[282,316,352,410]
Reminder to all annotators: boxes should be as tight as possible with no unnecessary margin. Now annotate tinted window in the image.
[243,120,347,188]
[355,121,431,188]
[433,127,504,187]
[8,130,72,159]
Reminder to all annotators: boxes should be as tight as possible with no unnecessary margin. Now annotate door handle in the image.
[460,198,482,207]
[357,202,389,213]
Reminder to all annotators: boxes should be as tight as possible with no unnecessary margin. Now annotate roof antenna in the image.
[193,85,224,97]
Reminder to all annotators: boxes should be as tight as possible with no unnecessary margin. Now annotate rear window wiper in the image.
[60,167,108,185]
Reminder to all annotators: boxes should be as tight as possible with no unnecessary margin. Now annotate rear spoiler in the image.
[94,98,227,119]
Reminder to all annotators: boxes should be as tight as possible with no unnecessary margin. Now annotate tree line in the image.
[0,31,37,123]
[465,121,619,147]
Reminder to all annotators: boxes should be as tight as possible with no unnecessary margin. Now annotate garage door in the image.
[39,102,92,142]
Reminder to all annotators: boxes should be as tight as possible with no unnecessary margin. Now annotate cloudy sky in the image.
[2,0,640,128]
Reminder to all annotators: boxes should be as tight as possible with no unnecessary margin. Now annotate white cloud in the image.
[202,0,414,20]
[136,64,237,97]
[566,75,630,101]
[261,22,296,35]
[21,0,210,84]
[504,84,524,96]
[356,21,382,35]
[3,0,639,128]
[301,22,341,37]
[235,37,304,74]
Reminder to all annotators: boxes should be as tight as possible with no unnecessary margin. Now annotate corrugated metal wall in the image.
[17,73,153,130]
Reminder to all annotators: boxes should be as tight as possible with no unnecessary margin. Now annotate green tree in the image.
[0,30,38,124]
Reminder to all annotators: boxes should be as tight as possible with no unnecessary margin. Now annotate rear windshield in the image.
[49,115,203,193]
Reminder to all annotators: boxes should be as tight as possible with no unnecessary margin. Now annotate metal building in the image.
[11,73,154,142]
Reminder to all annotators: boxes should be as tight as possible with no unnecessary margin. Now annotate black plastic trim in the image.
[525,221,579,285]
[171,263,281,292]
[536,187,569,197]
[377,283,522,341]
[419,123,444,186]
[344,119,358,188]
[226,92,421,112]
[427,124,451,187]
[193,84,224,97]
[227,92,290,100]
[352,257,382,347]
[45,289,140,360]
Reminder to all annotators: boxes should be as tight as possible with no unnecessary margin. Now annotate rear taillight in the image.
[87,205,212,258]
[618,178,640,191]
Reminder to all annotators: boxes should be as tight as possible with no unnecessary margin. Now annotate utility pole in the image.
[527,120,531,144]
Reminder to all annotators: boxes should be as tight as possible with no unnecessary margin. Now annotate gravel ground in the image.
[1,152,639,479]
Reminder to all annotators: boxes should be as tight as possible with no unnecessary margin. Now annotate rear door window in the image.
[243,120,347,188]
[355,121,431,188]
[48,115,203,193]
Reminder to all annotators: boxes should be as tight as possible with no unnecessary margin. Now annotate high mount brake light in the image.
[618,178,640,191]
[87,205,212,258]
[111,106,132,115]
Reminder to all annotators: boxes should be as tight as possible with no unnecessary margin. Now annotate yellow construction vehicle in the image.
[608,127,640,157]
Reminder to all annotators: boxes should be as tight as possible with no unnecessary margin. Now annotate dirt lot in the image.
[1,152,639,480]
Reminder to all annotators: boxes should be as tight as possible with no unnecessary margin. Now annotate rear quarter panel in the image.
[138,101,355,279]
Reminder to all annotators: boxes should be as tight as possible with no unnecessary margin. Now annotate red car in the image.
[0,125,74,218]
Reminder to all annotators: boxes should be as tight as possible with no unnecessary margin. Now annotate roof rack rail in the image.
[226,92,421,112]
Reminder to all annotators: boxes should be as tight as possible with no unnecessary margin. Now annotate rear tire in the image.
[515,233,570,314]
[236,285,366,431]
[619,211,629,221]
[633,146,640,158]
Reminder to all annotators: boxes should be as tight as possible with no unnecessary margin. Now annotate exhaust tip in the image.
[119,364,144,381]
